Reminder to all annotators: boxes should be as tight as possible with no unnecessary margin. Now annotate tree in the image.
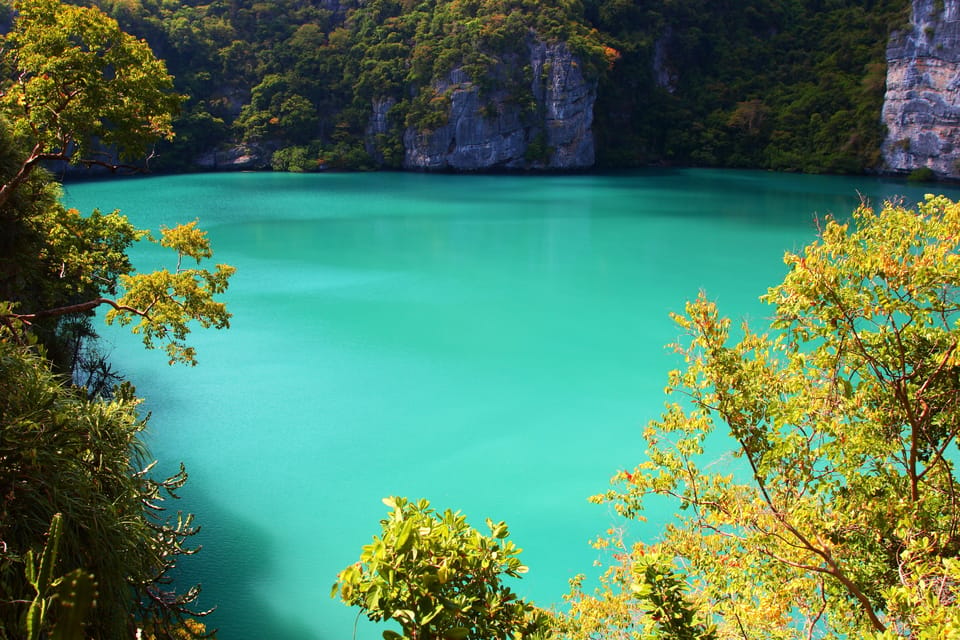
[0,0,234,368]
[0,0,183,207]
[333,497,553,640]
[564,196,960,638]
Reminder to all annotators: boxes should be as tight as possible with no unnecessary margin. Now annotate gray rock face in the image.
[882,0,960,177]
[365,97,397,165]
[194,143,273,171]
[531,40,596,169]
[401,41,595,171]
[652,29,677,94]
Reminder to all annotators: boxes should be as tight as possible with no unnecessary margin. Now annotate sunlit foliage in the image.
[334,497,552,640]
[564,196,960,638]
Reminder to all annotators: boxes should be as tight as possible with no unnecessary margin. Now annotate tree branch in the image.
[0,142,62,209]
[735,419,887,632]
[7,297,150,324]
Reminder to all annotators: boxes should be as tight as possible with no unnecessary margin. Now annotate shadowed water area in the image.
[62,169,960,639]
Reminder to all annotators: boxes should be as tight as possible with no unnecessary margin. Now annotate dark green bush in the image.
[908,166,937,183]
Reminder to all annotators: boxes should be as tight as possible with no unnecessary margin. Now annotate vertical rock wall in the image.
[402,69,528,170]
[882,0,960,177]
[530,40,596,169]
[401,41,595,171]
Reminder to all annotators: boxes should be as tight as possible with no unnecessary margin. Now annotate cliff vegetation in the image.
[56,0,910,173]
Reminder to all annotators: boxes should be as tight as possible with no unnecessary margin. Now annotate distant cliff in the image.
[90,0,907,175]
[346,0,609,173]
[400,41,594,171]
[882,0,960,178]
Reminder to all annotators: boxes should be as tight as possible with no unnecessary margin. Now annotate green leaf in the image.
[365,587,381,612]
[396,518,415,554]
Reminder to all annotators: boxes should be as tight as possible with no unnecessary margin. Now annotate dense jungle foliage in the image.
[57,0,909,173]
[0,0,232,637]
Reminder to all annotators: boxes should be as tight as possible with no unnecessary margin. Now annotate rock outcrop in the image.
[365,97,397,166]
[401,41,595,171]
[652,28,678,94]
[882,0,960,177]
[194,143,274,171]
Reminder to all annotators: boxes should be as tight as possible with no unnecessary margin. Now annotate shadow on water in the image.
[167,488,320,640]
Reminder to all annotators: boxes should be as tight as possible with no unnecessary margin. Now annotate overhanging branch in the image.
[7,297,150,324]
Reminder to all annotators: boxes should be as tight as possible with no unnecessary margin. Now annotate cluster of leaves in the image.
[333,497,552,640]
[560,536,718,640]
[105,221,235,366]
[0,0,181,195]
[558,195,960,638]
[3,194,234,368]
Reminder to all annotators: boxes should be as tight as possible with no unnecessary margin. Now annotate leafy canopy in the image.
[564,195,960,639]
[0,0,233,367]
[0,0,182,204]
[6,213,235,366]
[334,496,552,640]
[106,220,235,365]
[0,0,180,157]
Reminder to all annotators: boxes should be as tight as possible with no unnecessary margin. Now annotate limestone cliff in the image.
[882,0,960,177]
[400,41,595,171]
[195,143,274,171]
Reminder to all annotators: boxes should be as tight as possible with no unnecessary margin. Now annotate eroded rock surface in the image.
[194,143,273,171]
[402,41,595,171]
[882,0,960,177]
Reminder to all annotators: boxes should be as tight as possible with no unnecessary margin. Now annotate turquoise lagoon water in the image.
[61,169,960,639]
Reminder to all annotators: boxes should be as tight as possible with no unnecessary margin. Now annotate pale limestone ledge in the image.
[882,57,960,176]
[881,0,960,177]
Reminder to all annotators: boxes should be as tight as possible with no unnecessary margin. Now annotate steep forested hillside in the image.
[67,0,908,173]
[588,0,908,172]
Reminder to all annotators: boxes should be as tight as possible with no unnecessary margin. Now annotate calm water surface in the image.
[62,169,960,640]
